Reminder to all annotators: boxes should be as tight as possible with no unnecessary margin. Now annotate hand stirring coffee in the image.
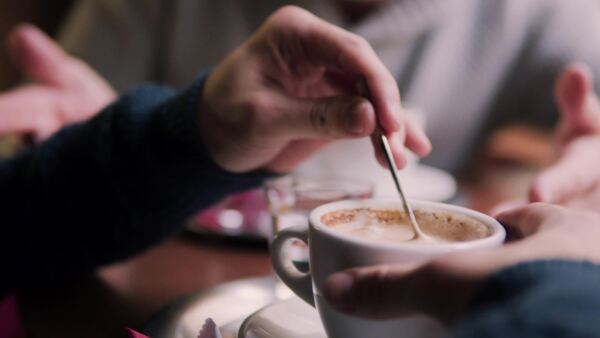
[358,79,429,240]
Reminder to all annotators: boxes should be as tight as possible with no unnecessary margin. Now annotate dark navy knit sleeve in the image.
[0,74,269,287]
[452,260,600,338]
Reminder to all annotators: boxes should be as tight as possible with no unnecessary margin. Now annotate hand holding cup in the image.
[272,199,505,338]
[323,203,600,325]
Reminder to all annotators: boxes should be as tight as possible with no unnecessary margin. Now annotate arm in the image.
[455,260,600,338]
[2,5,428,287]
[0,74,267,286]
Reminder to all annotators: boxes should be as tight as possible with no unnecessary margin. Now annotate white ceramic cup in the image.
[271,199,506,338]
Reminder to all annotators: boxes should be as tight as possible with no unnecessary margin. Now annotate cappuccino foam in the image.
[321,208,492,244]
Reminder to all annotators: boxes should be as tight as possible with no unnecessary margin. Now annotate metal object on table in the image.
[264,175,374,237]
[187,174,375,243]
[142,276,292,338]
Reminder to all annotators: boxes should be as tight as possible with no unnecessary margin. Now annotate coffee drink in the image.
[321,208,493,244]
[272,199,506,338]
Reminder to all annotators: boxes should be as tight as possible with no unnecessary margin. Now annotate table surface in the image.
[16,154,541,338]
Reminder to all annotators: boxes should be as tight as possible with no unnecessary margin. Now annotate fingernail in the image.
[345,101,370,135]
[421,137,432,155]
[324,272,355,311]
[395,146,407,168]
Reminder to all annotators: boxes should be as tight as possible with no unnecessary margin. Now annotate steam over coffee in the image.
[321,208,492,244]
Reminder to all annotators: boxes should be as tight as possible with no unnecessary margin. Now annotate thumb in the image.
[529,136,600,204]
[555,63,600,143]
[323,260,484,323]
[323,264,422,319]
[7,23,73,87]
[280,95,377,139]
[529,161,571,204]
[489,198,528,218]
[496,202,564,239]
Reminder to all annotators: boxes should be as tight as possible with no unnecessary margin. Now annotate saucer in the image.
[239,297,325,338]
[295,138,457,202]
[380,164,457,201]
[239,297,449,338]
[142,276,293,338]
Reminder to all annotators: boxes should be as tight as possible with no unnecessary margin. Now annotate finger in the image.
[369,131,408,169]
[555,63,600,143]
[370,135,388,167]
[324,259,487,322]
[0,86,61,138]
[488,198,528,218]
[359,79,431,165]
[370,135,386,167]
[387,130,408,168]
[7,23,73,87]
[301,21,431,161]
[404,116,432,157]
[263,6,403,134]
[529,137,600,203]
[323,264,420,319]
[278,95,377,140]
[496,203,563,239]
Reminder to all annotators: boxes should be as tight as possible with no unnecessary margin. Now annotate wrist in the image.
[197,73,237,173]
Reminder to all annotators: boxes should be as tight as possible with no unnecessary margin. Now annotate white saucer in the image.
[143,277,291,338]
[239,297,325,338]
[239,297,449,338]
[296,138,457,203]
[385,165,456,201]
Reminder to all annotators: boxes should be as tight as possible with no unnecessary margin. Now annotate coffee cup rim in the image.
[309,199,506,252]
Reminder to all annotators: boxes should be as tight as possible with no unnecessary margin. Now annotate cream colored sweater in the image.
[59,0,600,177]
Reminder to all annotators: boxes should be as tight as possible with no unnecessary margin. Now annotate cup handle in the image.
[271,225,314,306]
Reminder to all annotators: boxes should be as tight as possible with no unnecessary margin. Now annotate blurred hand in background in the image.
[528,63,600,211]
[0,24,115,141]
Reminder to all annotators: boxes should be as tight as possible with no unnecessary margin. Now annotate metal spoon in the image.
[357,79,428,240]
[377,133,429,240]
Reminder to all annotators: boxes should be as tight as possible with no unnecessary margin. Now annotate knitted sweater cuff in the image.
[468,259,600,311]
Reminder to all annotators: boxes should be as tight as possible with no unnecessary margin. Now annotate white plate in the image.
[239,297,448,338]
[296,139,457,202]
[385,164,456,201]
[143,277,294,338]
[239,297,325,338]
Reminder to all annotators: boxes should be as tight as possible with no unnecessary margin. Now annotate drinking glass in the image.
[264,175,374,237]
[264,175,374,298]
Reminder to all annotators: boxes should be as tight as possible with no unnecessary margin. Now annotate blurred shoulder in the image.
[66,0,167,24]
[461,0,600,50]
[478,0,600,26]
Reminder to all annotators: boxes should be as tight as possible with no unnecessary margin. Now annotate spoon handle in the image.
[378,133,425,238]
[356,77,424,238]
